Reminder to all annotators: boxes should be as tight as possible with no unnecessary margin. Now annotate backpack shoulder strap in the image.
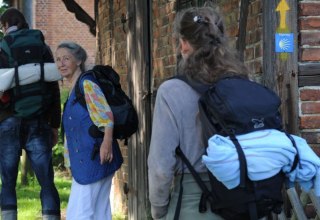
[74,71,94,108]
[175,146,212,195]
[0,35,13,67]
[175,146,214,215]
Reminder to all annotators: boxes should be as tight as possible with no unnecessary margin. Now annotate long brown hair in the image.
[174,6,248,84]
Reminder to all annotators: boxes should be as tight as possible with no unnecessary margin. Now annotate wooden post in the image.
[287,187,308,220]
[262,0,299,134]
[127,0,152,219]
[263,1,299,218]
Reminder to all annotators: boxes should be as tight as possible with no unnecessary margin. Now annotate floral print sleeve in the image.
[83,79,114,128]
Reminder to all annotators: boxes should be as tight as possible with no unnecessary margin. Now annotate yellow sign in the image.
[276,0,290,29]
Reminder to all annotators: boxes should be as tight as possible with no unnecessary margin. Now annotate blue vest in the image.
[63,74,123,184]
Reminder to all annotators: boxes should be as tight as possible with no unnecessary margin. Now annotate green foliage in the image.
[15,171,71,219]
[52,87,70,169]
[13,171,126,219]
[113,213,126,220]
[52,144,65,169]
[60,86,70,105]
[0,3,8,39]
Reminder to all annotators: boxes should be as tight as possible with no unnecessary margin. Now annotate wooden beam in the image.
[62,0,96,36]
[127,0,152,219]
[287,187,308,220]
[299,75,320,87]
[298,63,320,87]
[299,63,320,76]
[236,0,250,61]
[263,0,299,134]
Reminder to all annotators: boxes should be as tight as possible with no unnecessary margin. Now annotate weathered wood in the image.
[299,75,320,87]
[308,189,320,218]
[263,0,299,134]
[61,0,96,35]
[299,63,320,76]
[262,0,278,91]
[298,63,320,86]
[127,0,152,219]
[287,187,308,220]
[237,0,250,61]
[300,190,310,207]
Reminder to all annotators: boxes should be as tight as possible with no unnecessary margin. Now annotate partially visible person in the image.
[147,5,249,220]
[55,41,123,220]
[0,8,61,220]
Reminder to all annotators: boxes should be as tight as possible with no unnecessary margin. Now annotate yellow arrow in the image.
[276,0,290,29]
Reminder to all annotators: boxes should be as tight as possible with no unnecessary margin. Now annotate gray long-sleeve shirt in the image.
[148,78,208,218]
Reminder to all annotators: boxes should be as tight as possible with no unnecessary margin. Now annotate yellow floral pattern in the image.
[83,80,114,128]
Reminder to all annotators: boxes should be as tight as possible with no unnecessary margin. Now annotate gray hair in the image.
[56,41,87,72]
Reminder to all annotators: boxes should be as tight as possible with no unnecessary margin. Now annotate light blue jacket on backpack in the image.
[63,74,123,184]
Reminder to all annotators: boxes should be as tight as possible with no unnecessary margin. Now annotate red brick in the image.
[35,0,96,67]
[300,48,320,61]
[310,145,320,157]
[300,89,320,101]
[300,3,320,16]
[250,0,262,15]
[301,132,320,144]
[245,47,254,60]
[300,116,320,129]
[299,17,320,30]
[300,32,320,46]
[301,102,320,114]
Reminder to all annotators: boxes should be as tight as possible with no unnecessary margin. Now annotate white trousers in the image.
[66,174,114,220]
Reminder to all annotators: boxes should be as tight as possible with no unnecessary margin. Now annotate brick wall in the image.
[244,0,263,80]
[152,1,176,88]
[96,0,129,215]
[34,0,96,69]
[216,0,263,80]
[151,0,265,87]
[299,1,320,151]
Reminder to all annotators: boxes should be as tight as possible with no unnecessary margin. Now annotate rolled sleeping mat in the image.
[0,63,62,92]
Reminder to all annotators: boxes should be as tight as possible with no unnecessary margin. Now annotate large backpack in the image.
[75,65,138,143]
[0,29,53,118]
[175,76,299,220]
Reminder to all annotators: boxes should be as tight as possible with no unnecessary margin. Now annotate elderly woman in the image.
[55,41,123,220]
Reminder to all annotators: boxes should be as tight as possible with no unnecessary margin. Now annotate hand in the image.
[100,126,114,164]
[51,128,59,147]
[100,138,113,164]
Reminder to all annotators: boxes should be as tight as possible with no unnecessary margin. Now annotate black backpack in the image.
[174,76,299,220]
[75,65,138,142]
[0,29,53,118]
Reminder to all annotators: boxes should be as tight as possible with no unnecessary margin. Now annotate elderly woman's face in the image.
[55,48,81,80]
[180,38,194,60]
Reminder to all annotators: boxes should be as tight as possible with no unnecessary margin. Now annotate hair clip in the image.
[193,15,209,24]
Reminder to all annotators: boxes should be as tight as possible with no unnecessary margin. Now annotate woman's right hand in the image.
[100,126,113,164]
